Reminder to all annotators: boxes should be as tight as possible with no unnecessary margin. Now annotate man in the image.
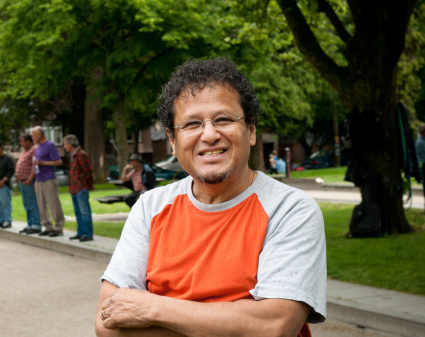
[0,142,15,229]
[121,154,157,208]
[96,59,326,337]
[15,133,42,234]
[416,124,425,201]
[32,126,65,237]
[63,134,95,242]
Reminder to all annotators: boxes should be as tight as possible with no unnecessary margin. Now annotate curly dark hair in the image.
[157,58,261,137]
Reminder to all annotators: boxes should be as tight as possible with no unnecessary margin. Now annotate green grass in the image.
[11,185,131,222]
[64,221,125,239]
[290,167,347,182]
[323,202,425,295]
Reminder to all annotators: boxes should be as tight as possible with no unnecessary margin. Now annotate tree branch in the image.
[317,0,351,43]
[132,47,174,85]
[276,0,346,92]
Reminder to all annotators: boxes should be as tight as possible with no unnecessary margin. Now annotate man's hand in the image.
[24,178,33,186]
[101,288,155,330]
[124,164,133,173]
[34,159,41,166]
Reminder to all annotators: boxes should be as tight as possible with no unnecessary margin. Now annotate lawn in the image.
[323,203,425,295]
[11,184,131,222]
[290,167,347,182]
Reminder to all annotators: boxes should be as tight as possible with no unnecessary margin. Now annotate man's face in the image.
[169,84,256,184]
[63,140,72,152]
[20,138,32,150]
[130,160,141,169]
[32,130,41,144]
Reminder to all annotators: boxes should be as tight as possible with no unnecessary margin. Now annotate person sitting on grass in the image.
[121,154,157,208]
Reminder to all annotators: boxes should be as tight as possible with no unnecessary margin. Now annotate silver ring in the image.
[101,311,106,321]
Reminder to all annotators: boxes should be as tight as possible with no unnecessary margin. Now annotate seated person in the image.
[121,154,157,208]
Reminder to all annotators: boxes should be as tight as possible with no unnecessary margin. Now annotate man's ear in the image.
[166,129,176,155]
[249,124,256,146]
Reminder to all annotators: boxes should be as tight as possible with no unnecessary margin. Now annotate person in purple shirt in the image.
[32,126,65,237]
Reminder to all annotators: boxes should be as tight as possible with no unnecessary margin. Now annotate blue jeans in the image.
[20,181,41,230]
[0,185,12,223]
[71,189,93,237]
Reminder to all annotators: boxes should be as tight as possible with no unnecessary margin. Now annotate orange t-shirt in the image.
[102,173,327,336]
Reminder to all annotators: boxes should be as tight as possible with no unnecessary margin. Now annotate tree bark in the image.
[332,110,340,167]
[249,134,265,172]
[84,67,106,183]
[113,101,129,176]
[277,0,416,233]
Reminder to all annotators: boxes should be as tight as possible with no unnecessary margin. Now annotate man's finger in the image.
[101,297,112,310]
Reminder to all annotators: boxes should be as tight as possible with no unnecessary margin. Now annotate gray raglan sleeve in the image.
[250,189,327,323]
[101,196,150,290]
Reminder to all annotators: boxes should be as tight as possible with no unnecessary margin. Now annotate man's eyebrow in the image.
[182,110,236,120]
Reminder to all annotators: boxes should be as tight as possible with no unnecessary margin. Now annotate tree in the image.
[273,0,417,233]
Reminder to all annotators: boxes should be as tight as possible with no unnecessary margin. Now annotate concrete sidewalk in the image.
[1,221,424,337]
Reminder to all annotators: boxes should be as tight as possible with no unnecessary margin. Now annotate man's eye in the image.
[215,117,235,124]
[181,121,202,129]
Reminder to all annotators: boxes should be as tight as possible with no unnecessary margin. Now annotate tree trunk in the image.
[113,101,129,176]
[342,72,413,234]
[249,134,265,172]
[84,67,106,183]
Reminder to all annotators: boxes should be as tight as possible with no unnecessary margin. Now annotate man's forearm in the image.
[102,289,309,337]
[39,159,62,166]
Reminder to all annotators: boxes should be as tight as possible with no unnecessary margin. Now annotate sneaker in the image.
[48,230,63,237]
[26,228,42,235]
[79,236,93,242]
[69,235,82,240]
[2,223,11,229]
[20,228,30,234]
[39,230,53,236]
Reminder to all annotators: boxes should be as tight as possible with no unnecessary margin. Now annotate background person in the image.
[121,154,157,208]
[269,149,278,174]
[32,126,65,237]
[63,134,95,242]
[15,133,41,234]
[0,141,15,229]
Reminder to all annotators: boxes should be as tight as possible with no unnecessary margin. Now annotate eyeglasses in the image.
[174,115,246,134]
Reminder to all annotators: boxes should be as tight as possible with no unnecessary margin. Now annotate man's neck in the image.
[38,137,47,144]
[192,166,255,204]
[0,151,5,157]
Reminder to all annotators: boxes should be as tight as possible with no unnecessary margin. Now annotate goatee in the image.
[196,171,231,185]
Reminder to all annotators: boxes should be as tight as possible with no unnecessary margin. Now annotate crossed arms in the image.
[95,281,310,337]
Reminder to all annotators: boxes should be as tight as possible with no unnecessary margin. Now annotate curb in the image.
[327,298,425,337]
[0,229,112,264]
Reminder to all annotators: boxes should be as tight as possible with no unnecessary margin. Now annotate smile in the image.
[200,149,226,156]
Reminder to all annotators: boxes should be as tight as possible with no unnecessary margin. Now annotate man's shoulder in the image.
[255,173,320,217]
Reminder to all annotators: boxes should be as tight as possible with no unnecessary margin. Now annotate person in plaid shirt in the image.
[63,134,95,242]
[16,133,41,234]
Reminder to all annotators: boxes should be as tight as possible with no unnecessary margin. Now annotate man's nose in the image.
[201,121,221,143]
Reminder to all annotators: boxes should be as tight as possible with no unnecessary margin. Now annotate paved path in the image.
[0,238,398,337]
[0,238,105,337]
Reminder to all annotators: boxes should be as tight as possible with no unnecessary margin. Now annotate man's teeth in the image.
[201,150,225,156]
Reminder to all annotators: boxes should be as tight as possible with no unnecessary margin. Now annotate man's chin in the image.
[195,170,232,185]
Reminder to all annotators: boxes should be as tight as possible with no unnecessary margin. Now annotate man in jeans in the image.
[32,126,65,237]
[0,141,15,229]
[63,134,94,242]
[15,133,42,235]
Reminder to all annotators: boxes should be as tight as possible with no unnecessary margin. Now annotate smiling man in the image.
[96,58,326,337]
